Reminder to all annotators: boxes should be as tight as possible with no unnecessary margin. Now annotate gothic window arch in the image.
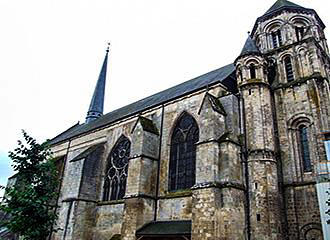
[169,112,199,191]
[284,56,294,82]
[298,125,312,172]
[103,135,131,201]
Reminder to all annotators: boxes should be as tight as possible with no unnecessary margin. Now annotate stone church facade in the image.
[49,1,330,239]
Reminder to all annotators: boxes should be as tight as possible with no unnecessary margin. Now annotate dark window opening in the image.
[257,214,261,222]
[295,26,304,41]
[238,70,243,82]
[267,59,277,85]
[255,182,258,189]
[249,89,252,95]
[284,57,294,82]
[272,30,282,48]
[103,135,131,201]
[220,193,224,208]
[169,112,199,191]
[249,64,256,79]
[299,126,312,172]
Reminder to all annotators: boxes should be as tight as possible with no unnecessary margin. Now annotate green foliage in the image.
[0,130,59,240]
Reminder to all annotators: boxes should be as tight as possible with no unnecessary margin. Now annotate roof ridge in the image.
[265,0,304,15]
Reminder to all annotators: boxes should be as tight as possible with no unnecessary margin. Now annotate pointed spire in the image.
[264,0,304,15]
[85,43,110,123]
[239,33,260,57]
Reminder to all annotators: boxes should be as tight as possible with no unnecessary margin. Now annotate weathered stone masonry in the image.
[47,1,330,240]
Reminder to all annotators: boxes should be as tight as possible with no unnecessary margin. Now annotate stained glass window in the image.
[103,135,131,201]
[169,113,199,191]
[299,126,312,172]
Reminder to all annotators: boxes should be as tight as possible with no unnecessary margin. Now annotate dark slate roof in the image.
[251,0,325,36]
[239,35,260,56]
[86,50,109,123]
[136,221,191,236]
[265,0,303,15]
[50,63,236,145]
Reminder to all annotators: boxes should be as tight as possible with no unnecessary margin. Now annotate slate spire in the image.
[85,44,110,123]
[239,34,260,57]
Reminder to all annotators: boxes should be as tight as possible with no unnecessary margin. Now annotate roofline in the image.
[50,69,236,146]
[234,52,264,64]
[49,122,80,144]
[251,7,326,37]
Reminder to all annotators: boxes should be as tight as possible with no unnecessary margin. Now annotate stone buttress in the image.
[191,93,245,240]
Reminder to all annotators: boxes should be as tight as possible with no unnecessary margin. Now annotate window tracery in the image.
[103,135,131,201]
[169,113,199,191]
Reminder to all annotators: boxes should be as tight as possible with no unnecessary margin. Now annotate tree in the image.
[0,130,59,240]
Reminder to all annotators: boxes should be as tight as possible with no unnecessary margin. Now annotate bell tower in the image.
[242,0,330,239]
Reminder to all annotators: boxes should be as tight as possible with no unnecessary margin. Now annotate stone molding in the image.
[123,193,156,200]
[128,154,158,162]
[191,181,245,191]
[62,197,97,203]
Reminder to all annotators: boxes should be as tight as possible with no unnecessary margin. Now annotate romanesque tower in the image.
[237,0,330,239]
[235,34,282,239]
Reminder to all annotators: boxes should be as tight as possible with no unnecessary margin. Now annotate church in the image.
[49,0,330,239]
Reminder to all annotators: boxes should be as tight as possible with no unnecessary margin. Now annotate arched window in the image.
[295,26,304,41]
[103,135,131,201]
[298,125,312,172]
[249,64,256,79]
[267,58,277,85]
[284,56,294,82]
[271,29,282,48]
[169,113,199,191]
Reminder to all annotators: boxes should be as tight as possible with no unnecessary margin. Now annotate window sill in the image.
[160,189,192,199]
[97,199,125,206]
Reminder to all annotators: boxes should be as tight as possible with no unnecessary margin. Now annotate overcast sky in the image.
[0,0,329,197]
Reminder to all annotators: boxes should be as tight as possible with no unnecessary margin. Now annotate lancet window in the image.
[103,135,131,201]
[271,29,282,48]
[298,125,312,172]
[284,56,294,82]
[295,26,305,41]
[249,64,256,79]
[169,113,199,191]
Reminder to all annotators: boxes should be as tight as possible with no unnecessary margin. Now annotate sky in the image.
[0,0,329,197]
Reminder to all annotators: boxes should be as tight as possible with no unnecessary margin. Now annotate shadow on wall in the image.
[110,234,122,240]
